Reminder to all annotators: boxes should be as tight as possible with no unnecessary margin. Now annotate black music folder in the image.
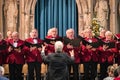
[102,41,115,49]
[25,42,42,48]
[9,43,24,49]
[82,39,100,48]
[44,37,63,45]
[63,37,81,47]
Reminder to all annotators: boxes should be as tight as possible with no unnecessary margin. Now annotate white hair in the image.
[0,66,4,75]
[7,30,12,36]
[105,31,113,36]
[54,41,63,52]
[66,28,74,35]
[12,31,19,36]
[47,29,52,36]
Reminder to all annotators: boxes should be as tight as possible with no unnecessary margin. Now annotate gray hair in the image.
[66,28,74,35]
[54,41,63,52]
[0,66,4,75]
[12,31,19,36]
[105,31,113,36]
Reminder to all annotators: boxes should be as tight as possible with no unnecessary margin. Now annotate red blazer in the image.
[98,40,117,64]
[63,46,81,64]
[0,40,8,64]
[114,77,120,80]
[44,35,62,54]
[115,42,120,65]
[7,39,25,64]
[81,37,99,62]
[44,45,55,55]
[25,38,43,63]
[63,37,81,63]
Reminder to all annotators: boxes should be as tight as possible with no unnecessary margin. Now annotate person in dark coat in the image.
[41,41,74,80]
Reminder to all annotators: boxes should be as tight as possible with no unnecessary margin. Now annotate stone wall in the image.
[0,0,119,39]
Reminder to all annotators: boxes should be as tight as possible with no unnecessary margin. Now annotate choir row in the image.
[0,27,120,80]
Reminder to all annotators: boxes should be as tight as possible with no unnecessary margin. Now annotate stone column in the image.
[110,0,117,33]
[76,0,93,35]
[0,0,3,34]
[24,0,36,39]
[116,0,120,33]
[76,0,84,34]
[30,0,37,29]
[19,0,25,39]
[88,0,93,27]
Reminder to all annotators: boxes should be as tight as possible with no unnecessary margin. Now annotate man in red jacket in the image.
[7,31,25,80]
[115,34,120,65]
[25,29,43,80]
[98,31,117,80]
[0,33,7,65]
[81,28,99,80]
[63,28,81,80]
[44,27,62,54]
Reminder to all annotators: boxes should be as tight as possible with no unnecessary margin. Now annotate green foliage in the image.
[91,18,101,37]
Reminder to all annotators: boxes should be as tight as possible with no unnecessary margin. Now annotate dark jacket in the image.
[41,52,74,80]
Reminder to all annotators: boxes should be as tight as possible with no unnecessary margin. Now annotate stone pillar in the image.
[116,0,120,33]
[19,0,25,39]
[76,0,93,35]
[110,0,117,33]
[0,0,3,34]
[76,0,84,34]
[30,0,37,29]
[88,0,93,27]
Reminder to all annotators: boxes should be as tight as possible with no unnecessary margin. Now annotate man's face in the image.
[7,31,12,37]
[12,34,19,41]
[51,29,57,37]
[85,30,92,38]
[106,34,112,40]
[31,30,38,38]
[100,30,106,37]
[67,30,74,39]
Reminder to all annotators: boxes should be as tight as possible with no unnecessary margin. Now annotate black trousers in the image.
[9,63,23,80]
[68,63,79,80]
[100,62,111,80]
[27,61,41,80]
[83,61,97,80]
